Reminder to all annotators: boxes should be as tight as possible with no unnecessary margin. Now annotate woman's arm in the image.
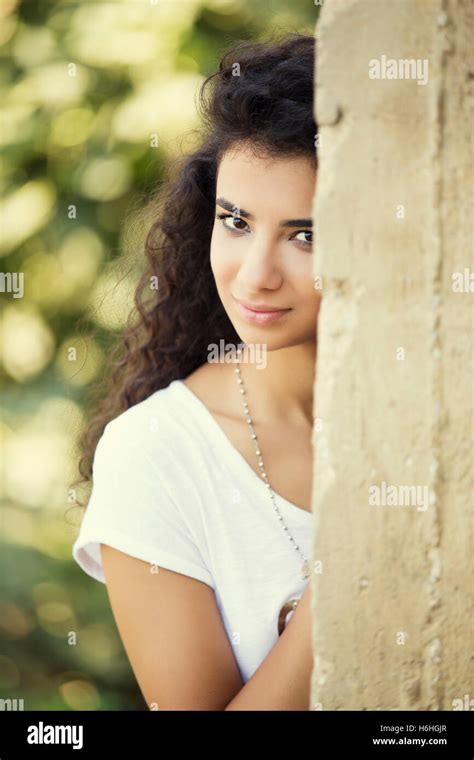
[100,544,313,711]
[225,581,313,710]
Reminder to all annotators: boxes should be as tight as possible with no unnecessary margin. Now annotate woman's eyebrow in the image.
[216,196,253,218]
[280,218,313,228]
[216,196,312,227]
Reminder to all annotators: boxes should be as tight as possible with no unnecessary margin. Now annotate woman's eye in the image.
[216,213,249,233]
[216,214,312,247]
[292,230,312,246]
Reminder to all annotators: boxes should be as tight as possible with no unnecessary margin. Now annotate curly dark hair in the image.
[70,31,317,511]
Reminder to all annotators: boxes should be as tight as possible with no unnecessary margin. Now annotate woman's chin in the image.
[234,328,299,353]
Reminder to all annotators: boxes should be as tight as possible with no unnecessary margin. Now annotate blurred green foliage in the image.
[0,0,318,710]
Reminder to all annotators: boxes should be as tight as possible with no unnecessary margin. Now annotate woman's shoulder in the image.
[74,375,216,587]
[97,362,236,469]
[96,379,196,471]
[103,380,181,437]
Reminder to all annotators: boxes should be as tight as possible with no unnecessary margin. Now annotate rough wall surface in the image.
[311,0,473,709]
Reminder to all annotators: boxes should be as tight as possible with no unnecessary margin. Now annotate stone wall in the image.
[311,0,473,710]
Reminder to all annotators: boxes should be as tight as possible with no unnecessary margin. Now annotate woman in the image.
[72,32,321,710]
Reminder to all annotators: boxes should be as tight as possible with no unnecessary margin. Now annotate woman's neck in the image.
[231,341,316,427]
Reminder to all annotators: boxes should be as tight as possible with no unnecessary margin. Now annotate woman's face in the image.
[210,143,320,352]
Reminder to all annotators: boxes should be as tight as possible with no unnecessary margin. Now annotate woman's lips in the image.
[234,299,292,325]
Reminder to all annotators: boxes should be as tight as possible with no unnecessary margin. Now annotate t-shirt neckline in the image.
[170,378,312,523]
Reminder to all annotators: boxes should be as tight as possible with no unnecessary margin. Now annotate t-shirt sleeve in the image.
[71,416,214,589]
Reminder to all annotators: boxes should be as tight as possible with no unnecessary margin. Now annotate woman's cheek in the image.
[209,229,224,280]
[211,239,239,284]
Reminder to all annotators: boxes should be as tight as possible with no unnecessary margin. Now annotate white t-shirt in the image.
[72,378,313,684]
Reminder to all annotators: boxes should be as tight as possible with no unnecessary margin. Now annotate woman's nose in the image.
[236,235,282,290]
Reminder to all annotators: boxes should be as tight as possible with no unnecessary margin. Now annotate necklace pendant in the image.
[301,559,310,580]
